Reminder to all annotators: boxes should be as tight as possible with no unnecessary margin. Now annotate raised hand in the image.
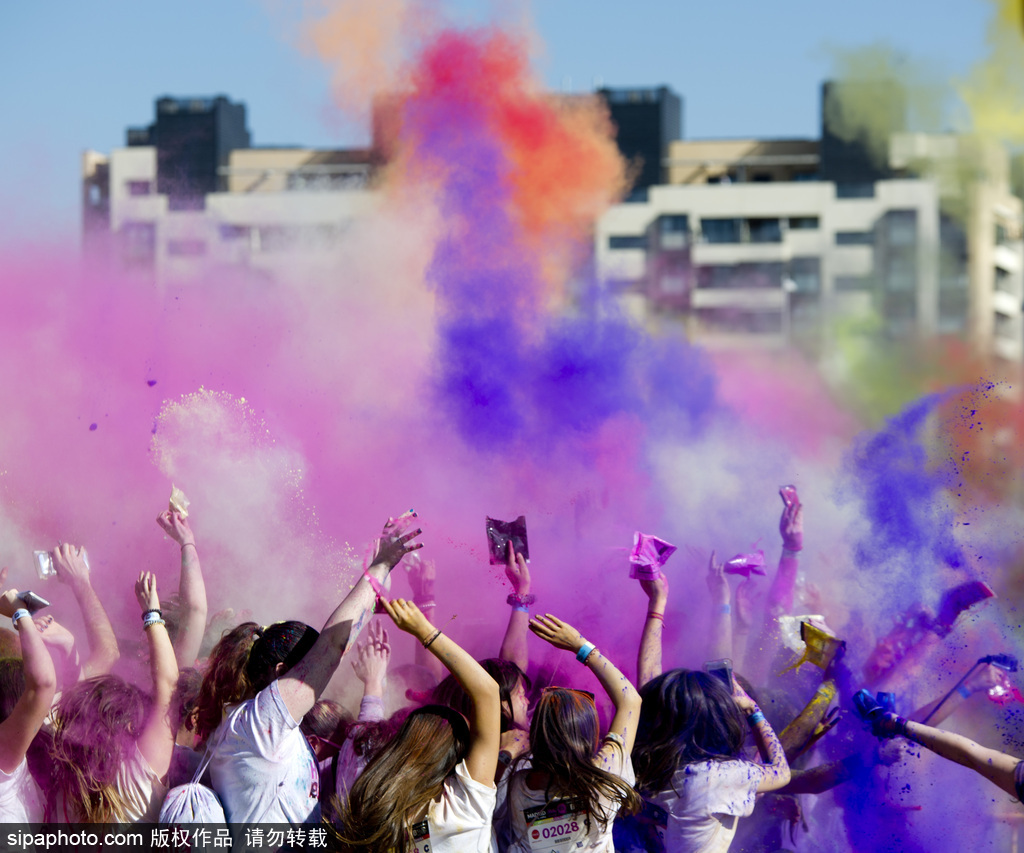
[381,598,433,642]
[528,613,585,653]
[352,620,391,687]
[370,513,423,571]
[52,544,91,588]
[0,589,21,618]
[780,502,804,552]
[135,571,161,613]
[34,615,76,655]
[505,541,531,595]
[705,550,729,607]
[156,510,195,548]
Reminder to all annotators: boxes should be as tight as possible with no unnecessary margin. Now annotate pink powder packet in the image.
[723,550,767,578]
[628,532,677,580]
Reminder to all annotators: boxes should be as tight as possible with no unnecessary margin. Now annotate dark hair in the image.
[333,705,470,851]
[175,667,204,733]
[194,622,260,743]
[246,620,319,693]
[0,658,25,724]
[432,658,530,733]
[633,669,747,794]
[49,675,148,822]
[523,687,640,834]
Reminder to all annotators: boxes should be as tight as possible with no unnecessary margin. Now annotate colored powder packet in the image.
[780,620,845,674]
[780,484,799,507]
[486,516,529,565]
[628,532,677,580]
[723,550,766,577]
[169,485,190,518]
[778,614,826,653]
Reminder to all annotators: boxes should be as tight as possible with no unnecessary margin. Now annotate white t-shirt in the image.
[645,759,765,853]
[410,759,497,853]
[0,758,44,822]
[208,680,320,824]
[503,735,633,853]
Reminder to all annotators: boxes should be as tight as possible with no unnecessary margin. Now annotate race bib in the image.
[524,799,587,852]
[411,819,431,853]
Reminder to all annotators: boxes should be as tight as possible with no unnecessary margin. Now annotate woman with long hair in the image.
[48,570,178,823]
[0,583,57,821]
[498,614,642,853]
[200,516,422,824]
[334,598,501,852]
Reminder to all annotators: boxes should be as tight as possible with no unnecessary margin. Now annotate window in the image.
[608,235,646,250]
[836,183,875,199]
[167,239,206,257]
[660,274,687,294]
[656,215,689,250]
[120,221,156,266]
[995,312,1016,339]
[736,262,784,288]
[996,223,1010,246]
[788,217,819,230]
[835,231,874,246]
[886,210,917,246]
[835,276,871,291]
[747,218,782,243]
[996,266,1015,294]
[697,307,783,334]
[883,247,916,292]
[127,180,152,197]
[700,218,741,244]
[698,265,736,289]
[752,173,773,182]
[789,257,821,293]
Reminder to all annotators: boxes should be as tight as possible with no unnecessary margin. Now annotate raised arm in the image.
[384,597,501,787]
[530,614,642,755]
[0,590,57,774]
[705,551,732,662]
[733,679,791,792]
[351,619,390,719]
[498,541,531,672]
[277,514,422,722]
[637,575,668,688]
[52,543,119,677]
[135,572,179,779]
[156,510,208,667]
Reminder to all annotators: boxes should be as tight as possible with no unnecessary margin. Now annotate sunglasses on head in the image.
[542,686,596,704]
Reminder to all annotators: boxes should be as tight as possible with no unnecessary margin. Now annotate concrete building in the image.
[595,87,1024,363]
[82,97,375,284]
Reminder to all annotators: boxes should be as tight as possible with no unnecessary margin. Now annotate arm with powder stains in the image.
[277,515,422,723]
[52,543,120,678]
[498,541,531,672]
[733,679,791,792]
[156,510,208,668]
[637,575,668,688]
[705,551,732,662]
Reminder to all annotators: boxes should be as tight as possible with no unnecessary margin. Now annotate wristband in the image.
[647,612,664,622]
[576,642,597,664]
[507,593,536,607]
[956,685,972,699]
[747,710,766,726]
[12,609,31,626]
[414,600,437,610]
[181,542,198,553]
[422,629,442,649]
[497,750,513,766]
[717,604,731,615]
[143,616,166,629]
[142,609,163,620]
[513,605,530,614]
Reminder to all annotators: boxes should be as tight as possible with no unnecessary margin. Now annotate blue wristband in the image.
[513,605,529,614]
[747,710,766,726]
[576,642,596,664]
[718,604,731,615]
[956,685,972,699]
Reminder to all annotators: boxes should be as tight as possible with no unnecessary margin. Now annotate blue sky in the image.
[0,0,994,247]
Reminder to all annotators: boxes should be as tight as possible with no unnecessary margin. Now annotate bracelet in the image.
[513,605,530,614]
[181,542,198,553]
[956,685,972,699]
[12,609,31,626]
[143,616,166,629]
[646,612,664,621]
[747,710,766,726]
[717,604,731,615]
[576,642,597,664]
[422,629,442,649]
[507,593,536,607]
[414,600,437,610]
[142,609,163,620]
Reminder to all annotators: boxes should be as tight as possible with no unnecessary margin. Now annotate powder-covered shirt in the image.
[0,758,44,822]
[411,759,497,853]
[643,759,765,853]
[208,680,320,824]
[502,734,633,853]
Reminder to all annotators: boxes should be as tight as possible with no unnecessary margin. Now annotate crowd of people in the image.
[0,496,1021,852]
